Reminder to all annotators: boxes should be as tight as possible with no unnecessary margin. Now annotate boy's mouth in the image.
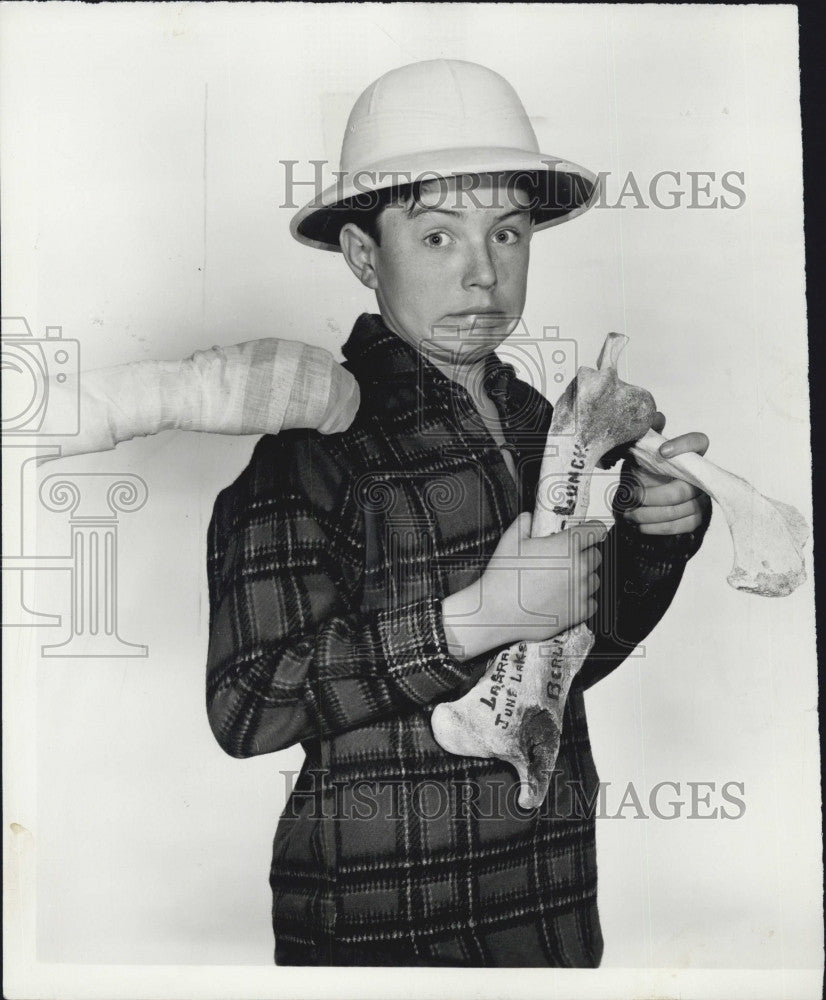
[443,310,508,329]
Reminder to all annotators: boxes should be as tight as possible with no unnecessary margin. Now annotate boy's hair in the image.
[339,174,540,246]
[344,183,423,245]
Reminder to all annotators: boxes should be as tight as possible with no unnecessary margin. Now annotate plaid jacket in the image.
[206,313,710,967]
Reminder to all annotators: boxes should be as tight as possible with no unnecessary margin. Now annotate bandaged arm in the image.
[40,338,360,460]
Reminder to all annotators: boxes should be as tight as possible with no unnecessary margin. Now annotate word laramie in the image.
[479,640,568,731]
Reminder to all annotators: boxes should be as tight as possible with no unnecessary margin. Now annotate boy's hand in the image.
[442,513,607,660]
[618,412,712,535]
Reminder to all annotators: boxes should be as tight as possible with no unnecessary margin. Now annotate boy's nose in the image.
[461,243,497,291]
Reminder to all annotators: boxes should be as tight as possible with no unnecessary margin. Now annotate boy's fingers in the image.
[659,431,710,459]
[638,512,704,535]
[624,497,702,524]
[650,411,667,434]
[630,479,703,507]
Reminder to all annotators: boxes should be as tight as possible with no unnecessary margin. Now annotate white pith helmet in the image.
[290,59,600,252]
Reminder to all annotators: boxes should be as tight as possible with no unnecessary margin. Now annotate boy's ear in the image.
[339,223,379,290]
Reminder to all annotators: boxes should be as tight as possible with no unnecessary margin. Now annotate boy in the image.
[205,59,711,967]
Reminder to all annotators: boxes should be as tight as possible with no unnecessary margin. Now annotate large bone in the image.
[431,333,656,809]
[432,333,809,810]
[27,338,360,464]
[628,431,808,597]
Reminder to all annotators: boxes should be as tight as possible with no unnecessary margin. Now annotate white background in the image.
[2,2,820,997]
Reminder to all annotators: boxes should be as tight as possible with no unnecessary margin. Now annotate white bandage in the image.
[40,338,360,459]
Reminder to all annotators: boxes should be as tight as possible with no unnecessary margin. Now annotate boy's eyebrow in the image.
[408,204,529,222]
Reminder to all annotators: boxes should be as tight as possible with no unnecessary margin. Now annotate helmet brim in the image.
[289,148,600,252]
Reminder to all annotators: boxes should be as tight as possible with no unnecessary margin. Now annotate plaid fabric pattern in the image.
[206,313,710,967]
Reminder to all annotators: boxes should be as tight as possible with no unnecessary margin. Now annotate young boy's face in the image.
[344,174,533,366]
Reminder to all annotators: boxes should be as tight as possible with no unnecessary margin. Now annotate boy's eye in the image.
[423,231,453,248]
[493,228,519,245]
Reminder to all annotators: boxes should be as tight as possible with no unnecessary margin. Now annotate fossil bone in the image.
[432,332,656,809]
[431,332,809,810]
[628,431,808,597]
